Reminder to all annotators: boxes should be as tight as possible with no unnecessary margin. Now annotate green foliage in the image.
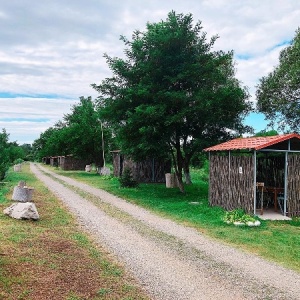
[198,159,209,182]
[33,96,116,165]
[97,288,112,296]
[93,11,251,192]
[190,152,208,168]
[256,28,300,131]
[7,142,25,163]
[119,168,139,188]
[254,129,278,137]
[223,209,257,225]
[20,143,33,161]
[0,129,9,180]
[13,158,24,164]
[0,129,26,180]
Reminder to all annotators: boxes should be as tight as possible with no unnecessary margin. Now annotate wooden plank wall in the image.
[209,154,254,213]
[134,159,171,183]
[287,155,300,217]
[59,156,89,170]
[112,153,171,183]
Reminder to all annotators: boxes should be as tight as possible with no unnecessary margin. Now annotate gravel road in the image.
[30,163,300,300]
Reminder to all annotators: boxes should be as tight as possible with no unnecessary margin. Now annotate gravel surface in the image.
[30,163,300,300]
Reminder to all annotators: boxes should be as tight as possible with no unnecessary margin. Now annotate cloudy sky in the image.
[1,0,299,144]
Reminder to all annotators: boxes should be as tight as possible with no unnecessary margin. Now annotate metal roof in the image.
[204,133,300,151]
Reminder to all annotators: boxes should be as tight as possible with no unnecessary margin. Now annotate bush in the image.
[13,158,24,164]
[119,168,138,188]
[223,208,260,226]
[198,159,209,182]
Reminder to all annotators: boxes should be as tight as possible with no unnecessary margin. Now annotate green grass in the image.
[50,165,300,273]
[0,163,150,300]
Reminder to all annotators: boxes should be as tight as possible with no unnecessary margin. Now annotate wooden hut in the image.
[111,150,171,183]
[42,157,50,165]
[204,133,300,217]
[44,155,89,170]
[58,155,89,171]
[50,156,59,167]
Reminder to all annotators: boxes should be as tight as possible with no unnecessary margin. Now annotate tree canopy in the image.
[0,129,10,180]
[92,11,251,192]
[256,28,300,131]
[0,129,27,180]
[254,129,278,137]
[33,96,113,166]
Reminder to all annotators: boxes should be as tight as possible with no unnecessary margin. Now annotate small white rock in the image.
[189,202,200,205]
[3,202,39,220]
[233,221,245,226]
[254,220,261,226]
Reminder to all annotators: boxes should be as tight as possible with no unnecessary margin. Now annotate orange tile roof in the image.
[204,133,300,151]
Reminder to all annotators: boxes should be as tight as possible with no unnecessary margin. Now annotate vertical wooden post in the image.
[253,150,257,215]
[284,151,288,215]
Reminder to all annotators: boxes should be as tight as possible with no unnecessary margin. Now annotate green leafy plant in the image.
[13,158,24,164]
[119,168,138,188]
[224,209,260,226]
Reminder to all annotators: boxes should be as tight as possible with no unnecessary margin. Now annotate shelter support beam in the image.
[253,150,257,215]
[284,151,288,215]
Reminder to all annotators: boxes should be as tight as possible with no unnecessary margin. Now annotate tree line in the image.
[0,129,32,180]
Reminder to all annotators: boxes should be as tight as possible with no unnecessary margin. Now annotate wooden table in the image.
[265,187,284,212]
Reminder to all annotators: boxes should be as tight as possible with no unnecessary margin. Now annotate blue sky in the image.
[1,0,299,144]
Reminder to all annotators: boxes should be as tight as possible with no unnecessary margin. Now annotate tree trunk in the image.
[183,155,192,184]
[175,171,185,193]
[184,170,192,185]
[175,144,185,193]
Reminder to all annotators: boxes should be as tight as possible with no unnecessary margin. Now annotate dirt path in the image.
[30,163,300,300]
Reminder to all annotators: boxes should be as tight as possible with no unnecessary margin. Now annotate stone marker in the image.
[3,202,39,220]
[85,165,92,172]
[99,167,110,176]
[12,181,34,202]
[165,173,178,188]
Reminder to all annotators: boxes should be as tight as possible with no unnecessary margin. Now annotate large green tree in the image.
[93,11,251,192]
[33,125,70,160]
[63,96,105,166]
[256,28,300,131]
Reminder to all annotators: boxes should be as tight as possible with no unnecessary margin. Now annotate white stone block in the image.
[3,202,39,220]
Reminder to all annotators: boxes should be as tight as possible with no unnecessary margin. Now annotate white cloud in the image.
[0,97,78,143]
[0,0,299,143]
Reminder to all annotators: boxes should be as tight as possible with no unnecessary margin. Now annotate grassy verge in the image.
[0,163,150,300]
[49,166,300,273]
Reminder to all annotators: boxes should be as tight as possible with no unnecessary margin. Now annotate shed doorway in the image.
[255,153,285,216]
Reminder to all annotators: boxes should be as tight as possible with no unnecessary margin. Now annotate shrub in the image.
[198,159,209,182]
[13,158,24,164]
[119,168,138,188]
[224,209,260,226]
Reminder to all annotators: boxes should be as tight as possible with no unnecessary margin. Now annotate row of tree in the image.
[33,96,114,167]
[34,12,300,192]
[0,129,32,180]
